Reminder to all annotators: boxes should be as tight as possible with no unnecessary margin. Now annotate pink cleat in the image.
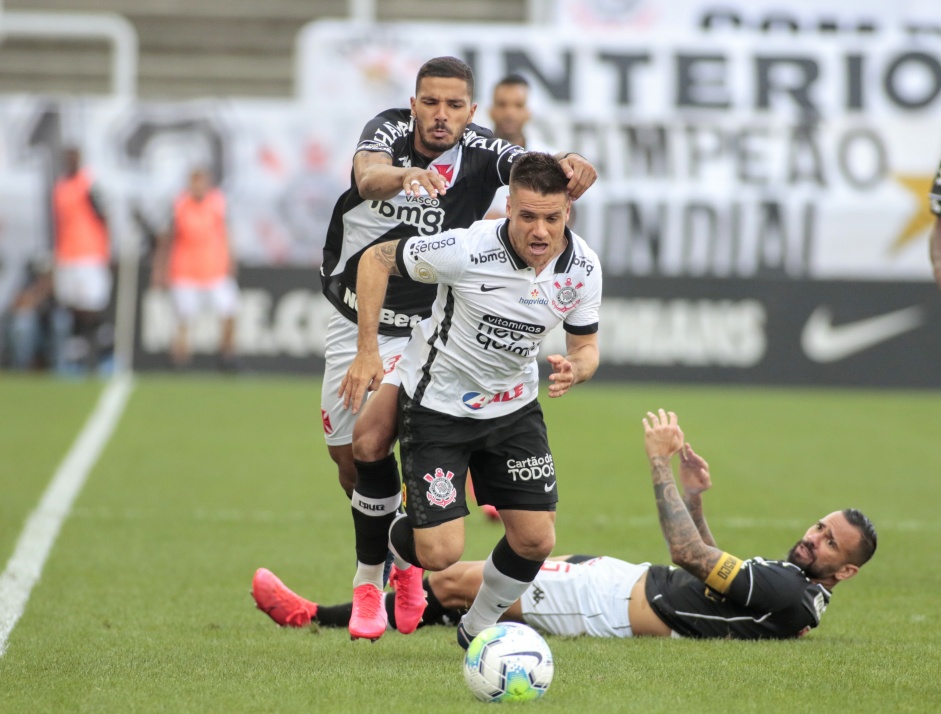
[389,565,427,634]
[252,568,318,628]
[349,584,387,641]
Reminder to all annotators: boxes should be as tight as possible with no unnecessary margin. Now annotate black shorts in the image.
[398,391,558,527]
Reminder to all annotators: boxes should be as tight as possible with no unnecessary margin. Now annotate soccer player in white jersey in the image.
[929,158,941,289]
[339,152,602,646]
[253,410,877,641]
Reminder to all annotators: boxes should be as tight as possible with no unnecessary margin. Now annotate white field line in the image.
[0,375,134,657]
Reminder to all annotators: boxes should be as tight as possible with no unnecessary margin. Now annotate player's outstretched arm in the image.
[553,152,597,201]
[643,410,724,580]
[354,150,449,201]
[338,240,401,413]
[930,217,941,290]
[546,332,598,398]
[678,443,716,548]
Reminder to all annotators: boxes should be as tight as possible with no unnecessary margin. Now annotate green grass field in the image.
[1,375,940,713]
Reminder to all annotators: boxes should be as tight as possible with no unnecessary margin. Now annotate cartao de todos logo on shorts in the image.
[507,452,555,481]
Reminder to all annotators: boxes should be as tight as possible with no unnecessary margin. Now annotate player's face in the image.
[489,84,530,142]
[787,511,861,581]
[506,187,571,273]
[410,77,477,157]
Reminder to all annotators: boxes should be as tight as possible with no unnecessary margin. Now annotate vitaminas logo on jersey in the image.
[424,468,457,507]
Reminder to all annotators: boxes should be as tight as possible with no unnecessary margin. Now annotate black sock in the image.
[420,578,465,627]
[389,514,421,568]
[315,603,353,627]
[351,455,401,566]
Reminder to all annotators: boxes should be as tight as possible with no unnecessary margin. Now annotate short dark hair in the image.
[494,73,529,91]
[509,152,569,197]
[416,56,475,100]
[843,508,877,566]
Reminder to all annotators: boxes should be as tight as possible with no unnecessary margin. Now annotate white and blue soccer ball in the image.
[462,623,554,702]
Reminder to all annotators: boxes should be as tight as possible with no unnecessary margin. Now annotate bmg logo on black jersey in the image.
[370,197,445,236]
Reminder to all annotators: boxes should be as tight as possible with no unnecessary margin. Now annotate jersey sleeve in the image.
[355,110,409,157]
[395,230,469,286]
[563,254,602,335]
[720,558,820,618]
[930,159,941,216]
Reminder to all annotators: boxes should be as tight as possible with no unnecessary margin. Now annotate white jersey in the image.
[393,218,601,419]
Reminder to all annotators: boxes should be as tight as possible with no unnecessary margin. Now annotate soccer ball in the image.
[462,623,554,702]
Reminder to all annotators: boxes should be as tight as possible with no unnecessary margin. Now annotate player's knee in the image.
[351,426,394,462]
[509,531,555,562]
[416,540,463,572]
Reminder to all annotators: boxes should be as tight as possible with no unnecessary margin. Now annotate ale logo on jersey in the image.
[552,277,583,313]
[462,392,489,410]
[424,468,457,507]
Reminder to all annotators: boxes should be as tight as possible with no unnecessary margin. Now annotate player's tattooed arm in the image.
[650,458,722,581]
[370,240,402,277]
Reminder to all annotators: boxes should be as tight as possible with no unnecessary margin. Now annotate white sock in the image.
[460,553,530,636]
[352,562,384,590]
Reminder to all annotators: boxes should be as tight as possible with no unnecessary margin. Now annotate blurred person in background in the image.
[485,75,558,221]
[151,168,239,371]
[52,146,112,374]
[3,253,71,371]
[929,160,941,288]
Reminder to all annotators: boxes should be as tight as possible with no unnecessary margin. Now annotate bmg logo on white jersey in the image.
[370,197,444,236]
[506,453,555,481]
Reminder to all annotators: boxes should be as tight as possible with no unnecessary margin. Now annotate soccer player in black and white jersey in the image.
[253,409,877,641]
[274,56,597,641]
[337,151,601,647]
[929,159,941,289]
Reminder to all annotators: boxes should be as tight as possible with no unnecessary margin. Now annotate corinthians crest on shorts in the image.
[424,468,457,507]
[552,277,583,313]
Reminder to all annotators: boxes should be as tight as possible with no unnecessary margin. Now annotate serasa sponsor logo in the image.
[570,255,595,275]
[343,287,423,328]
[408,235,456,257]
[507,452,555,481]
[470,248,508,266]
[475,321,534,355]
[462,384,524,410]
[370,197,444,236]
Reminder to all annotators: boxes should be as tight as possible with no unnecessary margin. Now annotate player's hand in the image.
[678,443,711,495]
[403,169,449,199]
[642,409,685,460]
[546,354,576,397]
[558,154,597,201]
[338,351,385,414]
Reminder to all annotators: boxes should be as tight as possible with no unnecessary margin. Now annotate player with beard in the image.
[254,409,877,640]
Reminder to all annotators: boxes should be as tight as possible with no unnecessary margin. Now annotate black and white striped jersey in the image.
[392,219,601,419]
[320,108,526,336]
[930,159,941,216]
[645,558,831,640]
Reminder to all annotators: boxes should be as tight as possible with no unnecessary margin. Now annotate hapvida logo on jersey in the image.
[462,384,524,410]
[552,277,583,313]
[519,288,549,306]
[506,453,555,482]
[424,468,457,507]
[370,198,444,236]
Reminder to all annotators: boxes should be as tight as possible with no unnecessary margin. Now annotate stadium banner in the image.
[132,266,941,387]
[296,21,941,283]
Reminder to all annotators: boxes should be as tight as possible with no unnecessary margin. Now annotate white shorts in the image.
[170,277,239,321]
[54,262,112,312]
[520,557,649,638]
[320,311,408,446]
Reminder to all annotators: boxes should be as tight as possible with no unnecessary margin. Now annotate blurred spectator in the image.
[52,146,112,374]
[929,161,941,288]
[485,75,558,219]
[3,254,71,371]
[151,168,239,370]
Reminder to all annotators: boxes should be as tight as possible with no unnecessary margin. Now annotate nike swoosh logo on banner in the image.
[480,284,506,292]
[801,305,926,363]
[544,481,556,492]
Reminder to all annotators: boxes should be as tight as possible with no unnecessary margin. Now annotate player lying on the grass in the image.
[253,409,877,639]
